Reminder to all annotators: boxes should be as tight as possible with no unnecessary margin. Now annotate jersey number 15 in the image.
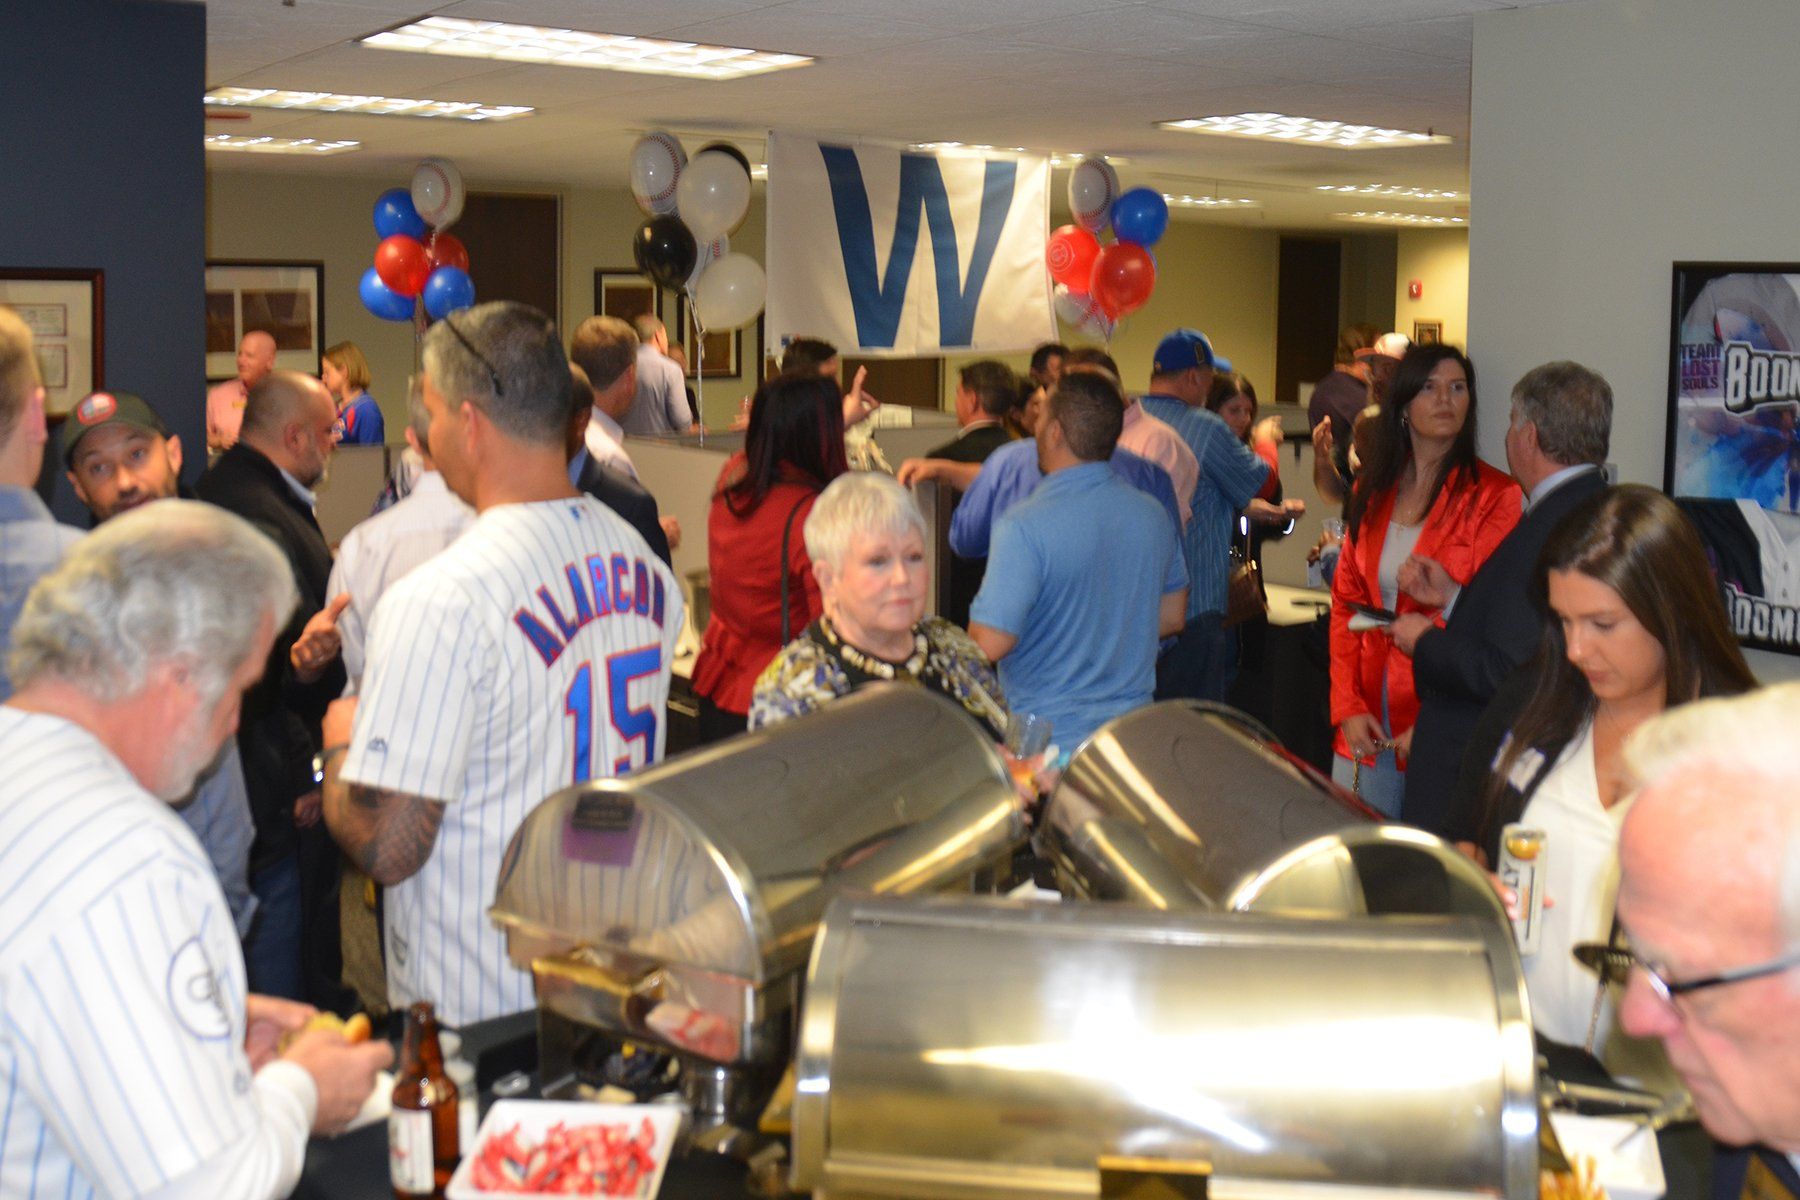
[564,645,661,781]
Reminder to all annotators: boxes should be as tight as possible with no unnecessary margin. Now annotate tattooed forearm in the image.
[323,762,445,886]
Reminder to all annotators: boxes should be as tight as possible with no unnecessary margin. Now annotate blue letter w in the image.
[819,145,1017,348]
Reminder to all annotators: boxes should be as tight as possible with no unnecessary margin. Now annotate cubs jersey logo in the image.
[76,392,117,425]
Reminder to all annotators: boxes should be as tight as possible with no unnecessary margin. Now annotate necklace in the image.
[821,617,929,679]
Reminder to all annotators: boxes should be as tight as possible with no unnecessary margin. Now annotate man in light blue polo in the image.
[969,371,1188,750]
[1137,329,1271,702]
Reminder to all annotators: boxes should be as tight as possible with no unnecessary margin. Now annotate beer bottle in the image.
[390,1002,460,1199]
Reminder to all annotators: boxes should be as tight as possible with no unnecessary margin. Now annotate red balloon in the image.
[1090,242,1156,319]
[427,232,469,274]
[375,234,431,298]
[1045,224,1100,290]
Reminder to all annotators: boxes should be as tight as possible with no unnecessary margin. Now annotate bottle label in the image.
[389,1108,435,1193]
[459,1096,478,1159]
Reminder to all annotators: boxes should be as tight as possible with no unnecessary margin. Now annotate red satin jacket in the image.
[1330,460,1521,763]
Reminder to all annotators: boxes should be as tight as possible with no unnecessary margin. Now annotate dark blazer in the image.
[574,450,672,568]
[196,443,346,870]
[927,422,1015,628]
[1401,467,1608,836]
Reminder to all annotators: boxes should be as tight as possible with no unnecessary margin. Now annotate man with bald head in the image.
[1614,682,1800,1195]
[208,330,278,453]
[198,370,349,1009]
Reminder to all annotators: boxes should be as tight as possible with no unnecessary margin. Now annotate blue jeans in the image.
[1155,612,1237,703]
[243,852,303,1000]
[1333,747,1404,818]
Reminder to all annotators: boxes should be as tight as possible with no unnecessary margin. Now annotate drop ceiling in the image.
[199,0,1574,229]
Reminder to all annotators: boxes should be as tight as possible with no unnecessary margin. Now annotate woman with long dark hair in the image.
[691,372,848,742]
[1462,485,1754,1081]
[1329,344,1521,815]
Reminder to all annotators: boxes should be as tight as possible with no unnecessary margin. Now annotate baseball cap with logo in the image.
[1153,329,1233,376]
[60,391,170,466]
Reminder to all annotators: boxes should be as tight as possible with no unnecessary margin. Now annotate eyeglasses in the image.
[1573,940,1800,1003]
[443,314,504,398]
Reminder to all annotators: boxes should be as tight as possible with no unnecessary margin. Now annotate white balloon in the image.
[694,252,766,332]
[630,131,687,215]
[677,150,752,243]
[1054,284,1115,341]
[411,156,466,230]
[1067,157,1119,234]
[687,232,729,292]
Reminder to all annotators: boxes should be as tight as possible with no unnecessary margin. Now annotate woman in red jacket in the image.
[692,371,848,743]
[1330,344,1520,816]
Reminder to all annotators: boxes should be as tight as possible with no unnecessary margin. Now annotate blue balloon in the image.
[373,187,429,240]
[423,266,476,321]
[1110,187,1170,247]
[359,266,415,322]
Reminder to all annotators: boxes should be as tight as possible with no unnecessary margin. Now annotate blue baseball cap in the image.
[1153,328,1232,375]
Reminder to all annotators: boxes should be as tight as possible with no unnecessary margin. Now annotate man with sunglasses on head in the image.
[1611,681,1800,1198]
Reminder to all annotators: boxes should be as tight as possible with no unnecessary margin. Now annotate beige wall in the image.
[1395,229,1469,351]
[1469,0,1800,681]
[205,169,766,433]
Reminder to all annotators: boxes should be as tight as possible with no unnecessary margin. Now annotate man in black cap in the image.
[59,388,260,938]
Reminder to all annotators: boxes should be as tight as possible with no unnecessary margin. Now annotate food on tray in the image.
[1541,1154,1608,1200]
[470,1117,660,1195]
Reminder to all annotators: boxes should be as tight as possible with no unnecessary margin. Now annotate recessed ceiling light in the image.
[1335,210,1467,227]
[1315,183,1462,200]
[1163,193,1261,210]
[361,16,813,80]
[205,134,360,156]
[1159,113,1451,150]
[205,87,532,122]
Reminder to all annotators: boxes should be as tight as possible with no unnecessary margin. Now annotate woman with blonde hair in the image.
[321,340,385,445]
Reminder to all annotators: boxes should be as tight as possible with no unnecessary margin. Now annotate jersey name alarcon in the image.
[342,496,682,1026]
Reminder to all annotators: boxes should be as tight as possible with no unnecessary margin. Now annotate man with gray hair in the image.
[1612,682,1800,1195]
[0,501,390,1198]
[623,313,695,436]
[321,301,682,1025]
[1389,360,1614,836]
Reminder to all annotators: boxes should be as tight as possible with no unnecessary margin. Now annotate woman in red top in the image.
[1330,344,1521,817]
[691,372,848,742]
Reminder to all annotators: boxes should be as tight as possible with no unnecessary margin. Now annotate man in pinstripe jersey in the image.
[0,503,389,1199]
[320,302,681,1026]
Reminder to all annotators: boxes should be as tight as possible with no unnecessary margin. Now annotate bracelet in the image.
[311,744,349,785]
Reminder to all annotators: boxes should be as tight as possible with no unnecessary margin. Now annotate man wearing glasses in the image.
[1609,681,1800,1195]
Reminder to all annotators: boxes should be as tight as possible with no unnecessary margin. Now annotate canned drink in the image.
[1498,824,1547,955]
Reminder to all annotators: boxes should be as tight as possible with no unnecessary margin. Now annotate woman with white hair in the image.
[749,471,1007,737]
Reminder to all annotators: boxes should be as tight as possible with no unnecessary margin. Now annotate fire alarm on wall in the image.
[1408,280,1423,300]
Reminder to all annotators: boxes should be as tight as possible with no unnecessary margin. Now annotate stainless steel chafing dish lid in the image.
[794,895,1538,1200]
[489,683,1024,983]
[1044,701,1506,923]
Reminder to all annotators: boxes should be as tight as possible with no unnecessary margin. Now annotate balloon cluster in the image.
[1047,158,1169,341]
[360,157,476,324]
[628,132,766,333]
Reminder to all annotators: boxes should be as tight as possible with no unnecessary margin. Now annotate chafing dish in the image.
[1043,701,1507,923]
[794,895,1538,1200]
[489,683,1025,1146]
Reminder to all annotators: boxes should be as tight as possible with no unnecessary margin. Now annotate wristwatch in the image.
[311,744,349,785]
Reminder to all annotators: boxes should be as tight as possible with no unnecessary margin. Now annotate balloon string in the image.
[688,287,706,449]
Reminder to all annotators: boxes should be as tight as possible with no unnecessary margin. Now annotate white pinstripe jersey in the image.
[342,496,682,1026]
[0,710,314,1200]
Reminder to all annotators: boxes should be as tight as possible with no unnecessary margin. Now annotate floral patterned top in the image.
[748,616,1008,740]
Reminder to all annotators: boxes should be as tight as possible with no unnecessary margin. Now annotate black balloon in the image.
[634,215,698,291]
[699,141,754,179]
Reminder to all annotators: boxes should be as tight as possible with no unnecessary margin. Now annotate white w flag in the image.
[764,132,1054,358]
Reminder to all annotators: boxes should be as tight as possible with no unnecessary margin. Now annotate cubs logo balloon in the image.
[1046,224,1101,290]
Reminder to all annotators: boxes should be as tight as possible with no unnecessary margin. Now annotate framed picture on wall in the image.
[205,261,323,380]
[0,268,103,417]
[1412,320,1443,344]
[1665,261,1800,656]
[594,270,662,325]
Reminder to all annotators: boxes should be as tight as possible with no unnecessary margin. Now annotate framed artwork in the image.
[594,270,662,325]
[1666,262,1800,656]
[0,268,103,416]
[673,293,747,378]
[1412,319,1443,344]
[205,261,323,380]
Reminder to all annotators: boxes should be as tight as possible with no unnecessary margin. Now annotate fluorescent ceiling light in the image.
[361,16,813,80]
[205,134,360,156]
[907,143,1128,168]
[1159,113,1451,150]
[205,87,531,122]
[1335,210,1467,227]
[1315,183,1462,200]
[1163,193,1260,210]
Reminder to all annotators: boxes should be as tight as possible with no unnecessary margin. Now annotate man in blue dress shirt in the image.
[969,371,1187,751]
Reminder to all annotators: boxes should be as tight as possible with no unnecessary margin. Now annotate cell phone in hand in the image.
[1347,600,1397,623]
